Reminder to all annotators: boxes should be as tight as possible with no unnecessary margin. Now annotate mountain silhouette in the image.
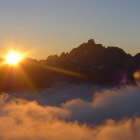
[43,39,139,86]
[0,39,139,92]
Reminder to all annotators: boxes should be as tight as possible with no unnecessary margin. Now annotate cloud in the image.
[0,82,140,139]
[0,93,140,139]
[8,82,103,106]
[60,85,140,123]
[8,82,140,123]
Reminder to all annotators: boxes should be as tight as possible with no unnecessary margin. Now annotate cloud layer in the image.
[0,83,140,139]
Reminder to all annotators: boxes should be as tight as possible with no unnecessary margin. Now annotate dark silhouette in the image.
[0,39,139,92]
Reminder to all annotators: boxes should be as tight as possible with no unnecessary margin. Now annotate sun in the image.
[7,52,21,65]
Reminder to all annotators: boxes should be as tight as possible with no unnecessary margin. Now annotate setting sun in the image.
[7,52,21,65]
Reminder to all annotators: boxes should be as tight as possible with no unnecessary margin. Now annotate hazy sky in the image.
[0,0,140,59]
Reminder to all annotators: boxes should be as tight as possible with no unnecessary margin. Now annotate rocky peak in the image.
[133,53,140,63]
[133,53,140,59]
[47,54,58,61]
[88,39,95,44]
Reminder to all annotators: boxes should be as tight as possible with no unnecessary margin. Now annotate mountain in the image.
[40,39,139,86]
[0,39,140,92]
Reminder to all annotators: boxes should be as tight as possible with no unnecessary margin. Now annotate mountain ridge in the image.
[41,39,139,86]
[0,39,139,92]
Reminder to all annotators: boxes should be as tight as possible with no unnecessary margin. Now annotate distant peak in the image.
[88,39,95,44]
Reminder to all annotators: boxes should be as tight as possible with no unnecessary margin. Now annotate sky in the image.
[0,0,140,60]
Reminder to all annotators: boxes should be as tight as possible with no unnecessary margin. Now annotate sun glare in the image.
[7,52,21,65]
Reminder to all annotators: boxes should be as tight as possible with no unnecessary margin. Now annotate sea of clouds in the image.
[0,82,140,139]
